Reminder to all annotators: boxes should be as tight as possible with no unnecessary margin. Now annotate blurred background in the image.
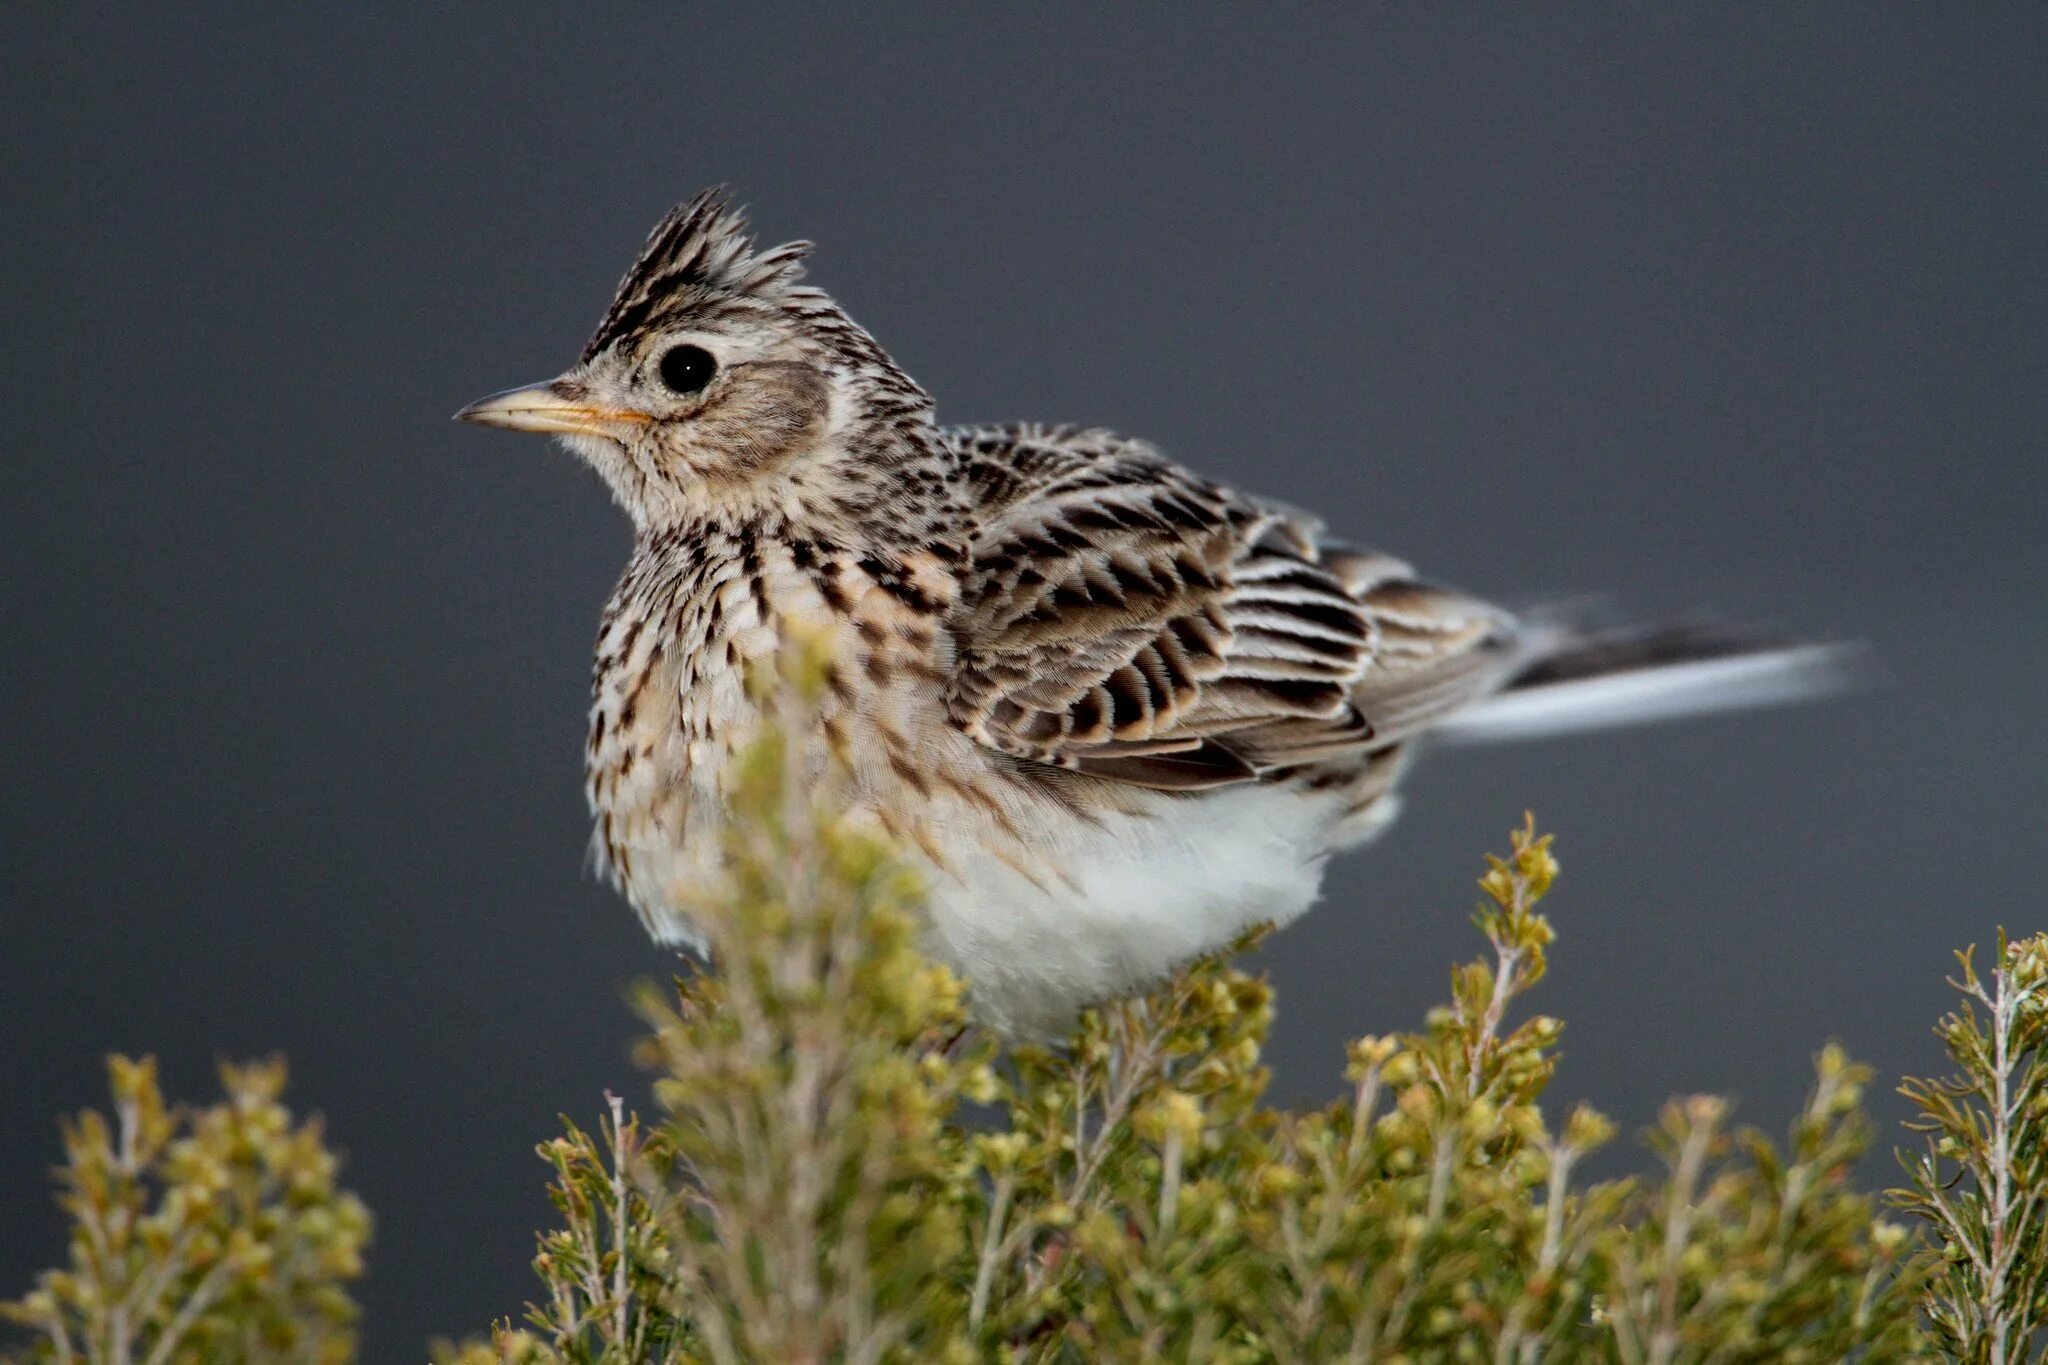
[3,6,2042,1354]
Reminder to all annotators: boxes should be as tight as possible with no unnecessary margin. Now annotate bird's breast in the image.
[580,531,962,941]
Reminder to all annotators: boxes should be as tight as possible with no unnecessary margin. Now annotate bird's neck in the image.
[634,415,965,564]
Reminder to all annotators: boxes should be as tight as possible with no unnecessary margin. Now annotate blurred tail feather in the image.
[1438,619,1859,745]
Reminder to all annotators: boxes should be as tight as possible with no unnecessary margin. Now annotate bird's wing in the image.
[943,425,1519,789]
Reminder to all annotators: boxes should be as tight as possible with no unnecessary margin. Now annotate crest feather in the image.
[581,188,813,361]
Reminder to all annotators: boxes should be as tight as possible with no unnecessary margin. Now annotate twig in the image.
[607,1090,630,1349]
[969,1173,1016,1331]
[1648,1103,1717,1365]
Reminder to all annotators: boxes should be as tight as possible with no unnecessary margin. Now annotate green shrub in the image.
[429,804,1946,1365]
[2,1057,369,1365]
[1895,933,2048,1362]
[8,709,2046,1362]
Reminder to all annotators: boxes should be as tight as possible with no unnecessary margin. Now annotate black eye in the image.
[657,344,717,395]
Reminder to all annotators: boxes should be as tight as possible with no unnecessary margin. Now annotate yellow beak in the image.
[454,382,652,436]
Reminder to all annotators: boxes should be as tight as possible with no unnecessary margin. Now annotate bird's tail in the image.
[1435,615,1860,745]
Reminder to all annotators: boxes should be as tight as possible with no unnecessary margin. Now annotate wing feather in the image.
[943,425,1519,788]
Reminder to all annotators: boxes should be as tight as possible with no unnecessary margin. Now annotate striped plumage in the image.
[460,190,1840,1036]
[947,423,1515,790]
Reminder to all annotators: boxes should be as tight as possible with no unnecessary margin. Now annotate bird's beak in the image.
[453,381,652,436]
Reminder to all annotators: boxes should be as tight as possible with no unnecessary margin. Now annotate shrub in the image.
[2,1057,369,1365]
[7,709,2045,1362]
[429,803,1949,1364]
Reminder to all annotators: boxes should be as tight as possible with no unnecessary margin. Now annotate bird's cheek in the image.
[706,382,830,477]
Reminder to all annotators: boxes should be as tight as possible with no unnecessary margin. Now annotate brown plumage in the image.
[458,189,1844,1035]
[947,424,1513,789]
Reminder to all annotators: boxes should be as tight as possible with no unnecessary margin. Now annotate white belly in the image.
[919,782,1359,1037]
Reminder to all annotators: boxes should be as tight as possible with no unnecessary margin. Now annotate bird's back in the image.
[941,422,1527,789]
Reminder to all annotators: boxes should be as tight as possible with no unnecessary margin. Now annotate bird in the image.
[458,189,1844,1037]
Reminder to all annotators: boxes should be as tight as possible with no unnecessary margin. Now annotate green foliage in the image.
[429,805,1941,1364]
[9,701,2047,1360]
[2,1057,369,1365]
[1896,934,2048,1362]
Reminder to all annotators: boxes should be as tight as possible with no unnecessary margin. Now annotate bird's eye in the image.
[657,344,717,396]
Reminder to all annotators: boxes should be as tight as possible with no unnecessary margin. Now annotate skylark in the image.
[459,190,1837,1036]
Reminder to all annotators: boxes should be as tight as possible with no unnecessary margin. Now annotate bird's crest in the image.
[582,188,814,361]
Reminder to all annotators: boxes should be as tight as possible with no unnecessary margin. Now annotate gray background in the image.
[3,6,2042,1355]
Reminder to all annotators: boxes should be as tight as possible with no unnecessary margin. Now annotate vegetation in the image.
[1,1057,368,1365]
[7,698,2046,1361]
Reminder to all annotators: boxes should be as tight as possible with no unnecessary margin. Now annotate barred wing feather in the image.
[943,426,1519,789]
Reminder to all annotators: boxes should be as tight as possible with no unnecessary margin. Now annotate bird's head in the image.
[459,189,943,538]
